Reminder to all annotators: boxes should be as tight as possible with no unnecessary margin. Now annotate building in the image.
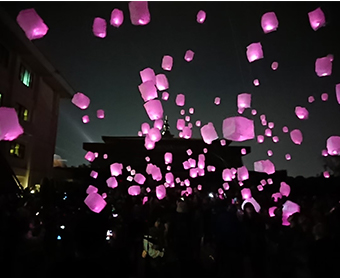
[0,8,74,189]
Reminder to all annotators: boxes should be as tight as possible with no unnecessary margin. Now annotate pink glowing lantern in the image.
[16,8,48,40]
[150,165,162,181]
[146,187,151,193]
[72,92,90,110]
[197,184,202,191]
[93,17,106,38]
[241,188,252,200]
[164,152,173,164]
[269,207,277,217]
[82,115,90,124]
[185,116,190,122]
[86,185,98,195]
[186,149,192,156]
[241,148,247,155]
[196,10,206,24]
[257,135,264,144]
[327,136,340,155]
[156,185,166,200]
[144,136,155,150]
[141,123,150,134]
[184,50,195,62]
[184,179,190,187]
[315,56,332,77]
[207,166,216,172]
[271,61,279,70]
[0,107,24,141]
[144,100,163,120]
[282,200,300,226]
[321,93,328,101]
[188,107,194,114]
[94,152,98,158]
[110,8,124,27]
[254,159,276,175]
[214,97,221,105]
[140,68,156,84]
[145,156,150,162]
[138,131,143,137]
[257,185,263,191]
[95,109,104,120]
[272,136,279,143]
[190,168,198,178]
[195,120,201,127]
[198,154,205,169]
[265,128,272,137]
[308,7,326,31]
[142,196,148,205]
[156,74,169,91]
[188,158,196,168]
[85,151,95,162]
[272,192,282,202]
[336,84,340,104]
[222,169,233,181]
[167,165,171,171]
[148,128,162,142]
[203,148,208,153]
[223,182,229,190]
[246,42,264,63]
[231,168,237,175]
[241,197,261,213]
[261,11,279,33]
[323,171,330,178]
[260,114,266,121]
[261,179,267,186]
[127,176,134,182]
[90,171,98,179]
[176,94,185,106]
[261,120,267,126]
[106,177,118,189]
[182,160,190,170]
[187,187,193,195]
[134,173,146,185]
[267,150,273,156]
[176,119,185,131]
[251,109,257,116]
[84,193,106,213]
[162,55,173,71]
[102,193,107,199]
[280,182,291,197]
[139,81,158,102]
[162,92,169,101]
[282,126,289,133]
[220,139,226,146]
[237,166,249,181]
[103,154,108,159]
[237,93,252,110]
[308,96,315,103]
[285,154,291,160]
[253,79,260,86]
[267,178,273,185]
[268,122,274,129]
[128,185,141,196]
[322,149,328,157]
[129,1,150,25]
[154,119,163,130]
[165,172,174,184]
[290,129,303,145]
[222,116,255,142]
[110,163,123,177]
[295,106,309,120]
[180,109,185,116]
[200,122,219,144]
[217,188,223,195]
[182,126,192,139]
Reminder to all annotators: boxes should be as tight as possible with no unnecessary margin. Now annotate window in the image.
[19,64,33,88]
[9,142,25,158]
[15,103,29,121]
[0,43,9,68]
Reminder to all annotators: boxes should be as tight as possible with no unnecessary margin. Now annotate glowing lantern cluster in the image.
[0,107,24,141]
[290,129,303,145]
[144,100,163,120]
[246,42,264,63]
[261,11,279,34]
[106,176,118,189]
[308,7,326,31]
[129,1,150,25]
[326,136,340,155]
[222,116,254,142]
[84,192,107,213]
[162,55,173,71]
[254,159,275,175]
[110,8,124,27]
[110,163,123,177]
[200,122,218,144]
[315,56,333,77]
[196,10,206,23]
[16,8,49,40]
[156,74,169,91]
[146,163,162,181]
[184,50,195,62]
[72,92,90,110]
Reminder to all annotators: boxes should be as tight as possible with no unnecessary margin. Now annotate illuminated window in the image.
[15,104,29,121]
[19,64,33,88]
[9,142,25,158]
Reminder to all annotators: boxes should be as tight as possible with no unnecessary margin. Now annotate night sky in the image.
[2,1,340,178]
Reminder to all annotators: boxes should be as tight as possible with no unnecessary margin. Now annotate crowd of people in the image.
[1,179,340,278]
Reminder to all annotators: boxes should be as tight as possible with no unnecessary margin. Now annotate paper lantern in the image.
[199,168,206,177]
[102,193,107,199]
[128,185,141,196]
[197,184,202,190]
[134,173,146,185]
[260,179,267,186]
[185,149,192,156]
[167,165,171,171]
[184,50,195,62]
[222,168,233,181]
[308,96,315,103]
[93,17,107,38]
[165,172,174,185]
[127,166,131,172]
[321,93,328,101]
[0,107,24,141]
[182,126,192,139]
[127,176,133,182]
[156,185,166,200]
[265,128,272,137]
[260,114,266,121]
[164,152,173,164]
[184,179,190,187]
[261,120,267,126]
[16,8,48,40]
[138,81,158,102]
[271,61,279,70]
[267,122,274,129]
[253,79,260,86]
[231,168,237,175]
[155,74,169,91]
[295,106,309,120]
[257,185,263,191]
[84,193,107,213]
[222,116,255,142]
[326,136,340,155]
[197,10,206,23]
[129,1,150,25]
[144,99,163,120]
[315,56,332,77]
[241,188,252,200]
[188,158,196,168]
[272,136,279,143]
[237,166,249,181]
[194,120,201,127]
[280,182,291,197]
[110,163,123,176]
[308,7,326,31]
[150,165,162,181]
[198,154,205,169]
[90,171,98,179]
[241,197,261,213]
[148,128,161,142]
[162,55,173,71]
[82,115,89,124]
[94,152,99,158]
[143,196,148,205]
[187,108,194,115]
[85,151,95,162]
[145,156,150,162]
[282,200,300,226]
[140,68,156,84]
[185,116,191,122]
[214,97,221,105]
[220,139,226,146]
[110,8,124,27]
[285,154,291,160]
[238,107,245,114]
[254,159,276,175]
[200,122,218,144]
[261,12,279,33]
[131,169,136,175]
[251,109,257,116]
[321,149,328,157]
[96,109,105,119]
[267,150,273,157]
[237,93,251,110]
[267,178,273,185]
[246,42,264,63]
[290,129,303,145]
[86,185,98,194]
[141,122,150,134]
[146,187,151,193]
[72,92,90,110]
[207,166,216,172]
[239,148,246,155]
[190,168,198,178]
[176,119,185,131]
[203,148,208,153]
[176,94,185,106]
[272,192,282,202]
[103,154,108,159]
[257,135,264,143]
[162,92,169,101]
[282,126,289,133]
[144,136,155,150]
[106,177,118,189]
[269,207,277,217]
[336,84,340,104]
[323,171,330,178]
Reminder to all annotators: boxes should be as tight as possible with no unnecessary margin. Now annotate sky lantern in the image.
[189,107,194,114]
[162,55,173,71]
[308,7,326,31]
[267,150,273,156]
[176,119,185,131]
[138,81,158,102]
[103,154,108,159]
[315,56,332,77]
[290,129,303,145]
[129,1,150,25]
[207,166,216,172]
[96,109,105,119]
[167,165,171,171]
[93,17,106,38]
[110,8,124,27]
[196,10,206,23]
[197,184,202,191]
[148,128,161,142]
[323,171,330,178]
[144,135,155,150]
[223,182,229,190]
[0,107,24,141]
[285,153,291,160]
[321,93,328,101]
[188,158,196,168]
[246,42,264,63]
[265,128,272,137]
[106,176,118,189]
[180,109,185,116]
[279,181,291,197]
[128,185,141,196]
[241,197,261,213]
[150,165,162,181]
[102,193,107,199]
[271,61,279,70]
[72,92,90,110]
[198,154,205,169]
[222,116,255,142]
[261,11,279,33]
[257,135,264,143]
[165,172,174,184]
[182,126,192,139]
[85,151,95,162]
[110,162,123,176]
[156,185,166,200]
[84,193,107,213]
[220,139,226,146]
[86,185,98,195]
[237,93,251,110]
[241,188,252,200]
[251,109,257,116]
[254,159,276,174]
[134,173,146,185]
[155,74,169,91]
[154,119,163,130]
[90,171,98,179]
[82,115,90,124]
[295,106,309,120]
[272,192,282,202]
[176,94,185,106]
[241,148,247,155]
[190,168,198,178]
[185,116,190,122]
[16,8,48,40]
[257,185,263,191]
[322,149,328,157]
[269,207,277,217]
[186,149,193,156]
[218,188,224,195]
[261,120,267,126]
[144,99,163,120]
[184,50,195,62]
[200,122,219,144]
[237,166,249,181]
[282,200,300,226]
[268,122,274,129]
[336,84,340,104]
[184,179,190,187]
[162,92,169,101]
[308,96,315,103]
[261,179,267,186]
[141,122,150,134]
[164,152,173,164]
[326,136,340,155]
[140,68,156,84]
[272,136,279,143]
[222,168,233,181]
[214,97,221,105]
[282,126,289,133]
[253,79,260,86]
[142,196,148,205]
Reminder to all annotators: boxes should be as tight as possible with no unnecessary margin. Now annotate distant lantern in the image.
[90,171,98,179]
[214,97,221,105]
[94,152,98,158]
[198,154,205,169]
[16,8,49,40]
[82,115,90,124]
[261,179,267,186]
[85,151,95,162]
[246,42,264,63]
[237,166,249,181]
[203,148,208,153]
[166,165,171,171]
[322,149,328,157]
[241,197,261,213]
[164,152,173,164]
[271,61,279,70]
[102,193,107,199]
[188,158,196,168]
[282,200,300,226]
[220,139,226,146]
[267,150,273,156]
[272,136,279,143]
[321,93,328,101]
[223,182,229,190]
[162,55,173,71]
[308,7,326,31]
[257,135,264,143]
[280,181,291,197]
[144,136,155,150]
[272,192,282,202]
[190,168,198,178]
[290,129,303,145]
[142,196,148,205]
[323,171,330,178]
[165,172,174,183]
[196,120,201,127]
[177,119,185,130]
[156,74,169,91]
[196,10,206,23]
[222,116,255,142]
[267,178,273,184]
[156,185,166,200]
[241,148,247,155]
[336,84,340,104]
[200,122,218,144]
[86,185,98,195]
[184,179,190,187]
[110,8,124,27]
[184,50,195,62]
[106,176,118,189]
[261,120,267,126]
[145,156,150,162]
[128,185,141,196]
[182,126,192,139]
[129,1,150,25]
[84,193,107,213]
[253,79,260,86]
[162,92,169,101]
[103,154,108,159]
[268,122,274,129]
[144,99,163,120]
[222,168,233,181]
[141,122,150,134]
[257,185,264,191]
[241,188,252,200]
[326,136,340,155]
[185,116,191,122]
[269,207,277,217]
[180,109,185,116]
[237,93,252,110]
[285,153,291,160]
[295,106,309,120]
[254,159,276,175]
[282,126,289,133]
[315,56,332,77]
[197,184,202,190]
[134,173,146,185]
[251,109,257,116]
[218,188,224,195]
[93,17,106,38]
[260,114,266,121]
[261,11,279,33]
[146,187,151,193]
[140,68,156,84]
[72,92,90,110]
[97,109,105,119]
[154,119,163,130]
[188,107,194,114]
[265,128,272,137]
[138,81,158,102]
[110,163,123,177]
[308,96,315,103]
[148,128,162,142]
[0,107,24,141]
[207,166,216,172]
[176,94,185,106]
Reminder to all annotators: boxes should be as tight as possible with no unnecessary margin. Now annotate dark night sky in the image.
[2,1,340,177]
